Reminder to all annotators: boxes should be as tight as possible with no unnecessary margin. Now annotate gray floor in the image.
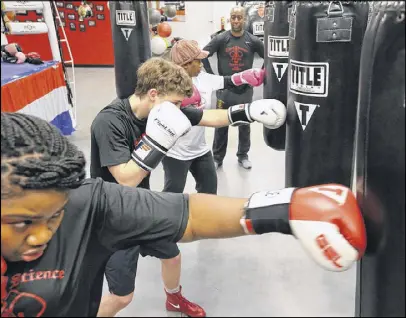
[66,57,356,317]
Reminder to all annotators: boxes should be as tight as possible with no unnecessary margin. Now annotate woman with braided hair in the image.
[1,112,366,317]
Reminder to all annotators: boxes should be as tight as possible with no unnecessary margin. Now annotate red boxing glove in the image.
[181,85,201,107]
[289,185,366,271]
[231,68,265,87]
[241,184,367,272]
[26,52,41,59]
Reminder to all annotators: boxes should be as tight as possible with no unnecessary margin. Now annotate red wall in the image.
[6,1,114,65]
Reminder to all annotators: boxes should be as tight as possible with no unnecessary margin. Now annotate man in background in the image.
[202,6,264,170]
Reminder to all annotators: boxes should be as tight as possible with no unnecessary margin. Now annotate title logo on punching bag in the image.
[268,36,289,58]
[116,10,136,26]
[252,21,264,36]
[289,60,329,97]
[272,63,288,82]
[294,101,319,131]
[121,28,133,41]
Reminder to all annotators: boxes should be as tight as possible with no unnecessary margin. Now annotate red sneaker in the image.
[165,286,206,317]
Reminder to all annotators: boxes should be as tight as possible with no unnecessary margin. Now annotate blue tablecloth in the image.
[1,60,60,86]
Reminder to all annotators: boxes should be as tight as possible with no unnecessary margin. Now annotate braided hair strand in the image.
[1,112,86,198]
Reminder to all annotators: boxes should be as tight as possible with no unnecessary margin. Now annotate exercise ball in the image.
[151,36,168,55]
[163,5,177,18]
[148,8,161,26]
[157,22,172,38]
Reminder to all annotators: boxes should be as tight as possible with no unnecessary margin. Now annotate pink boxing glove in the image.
[181,85,201,108]
[15,52,26,64]
[231,68,265,87]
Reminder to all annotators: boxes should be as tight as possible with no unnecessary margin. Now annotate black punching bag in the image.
[109,1,151,99]
[285,1,369,188]
[263,1,292,151]
[354,2,405,317]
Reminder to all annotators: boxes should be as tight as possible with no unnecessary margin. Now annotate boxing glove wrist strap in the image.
[131,135,168,172]
[240,188,296,235]
[228,103,253,126]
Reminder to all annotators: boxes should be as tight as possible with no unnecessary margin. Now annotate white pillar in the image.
[1,16,8,45]
[42,1,61,61]
[1,33,8,45]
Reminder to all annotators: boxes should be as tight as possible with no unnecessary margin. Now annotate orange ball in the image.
[157,22,172,38]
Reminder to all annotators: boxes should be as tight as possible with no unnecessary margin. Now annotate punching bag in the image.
[263,1,292,151]
[285,1,369,188]
[354,2,405,317]
[109,1,151,99]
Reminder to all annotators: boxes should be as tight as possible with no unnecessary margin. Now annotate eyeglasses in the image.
[230,15,244,21]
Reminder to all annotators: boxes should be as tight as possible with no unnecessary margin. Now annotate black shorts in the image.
[104,188,189,297]
[105,241,180,296]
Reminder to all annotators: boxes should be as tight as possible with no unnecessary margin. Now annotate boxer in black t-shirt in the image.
[90,57,283,317]
[1,112,366,317]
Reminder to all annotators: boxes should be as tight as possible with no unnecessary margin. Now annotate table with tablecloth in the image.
[1,60,74,136]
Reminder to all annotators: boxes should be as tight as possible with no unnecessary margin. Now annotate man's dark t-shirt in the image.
[202,30,264,94]
[1,178,189,317]
[90,98,203,189]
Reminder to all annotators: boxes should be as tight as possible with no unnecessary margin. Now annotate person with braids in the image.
[1,117,367,317]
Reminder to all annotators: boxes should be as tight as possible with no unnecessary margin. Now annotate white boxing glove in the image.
[132,101,192,171]
[227,99,286,129]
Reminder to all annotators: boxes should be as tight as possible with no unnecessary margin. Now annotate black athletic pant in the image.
[213,88,253,164]
[162,151,217,194]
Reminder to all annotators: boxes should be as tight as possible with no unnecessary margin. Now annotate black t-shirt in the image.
[90,98,203,189]
[202,30,264,94]
[1,178,189,317]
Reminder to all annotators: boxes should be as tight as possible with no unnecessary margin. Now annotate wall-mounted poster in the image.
[147,1,186,22]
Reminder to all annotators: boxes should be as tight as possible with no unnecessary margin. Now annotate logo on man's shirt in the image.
[225,46,249,72]
[2,269,66,317]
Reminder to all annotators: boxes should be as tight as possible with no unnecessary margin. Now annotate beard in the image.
[231,25,243,33]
